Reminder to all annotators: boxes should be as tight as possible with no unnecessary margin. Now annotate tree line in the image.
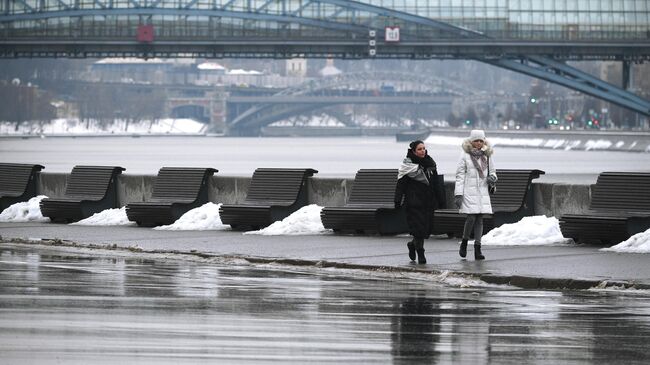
[0,81,166,131]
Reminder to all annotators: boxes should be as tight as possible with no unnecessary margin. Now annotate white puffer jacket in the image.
[454,139,496,214]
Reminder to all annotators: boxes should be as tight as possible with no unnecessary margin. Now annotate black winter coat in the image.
[394,156,444,239]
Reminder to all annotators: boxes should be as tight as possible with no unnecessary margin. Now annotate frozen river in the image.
[1,244,650,364]
[1,135,650,183]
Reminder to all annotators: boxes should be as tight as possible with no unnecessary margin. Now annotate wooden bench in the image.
[125,167,218,227]
[433,169,545,237]
[0,163,44,211]
[39,165,125,223]
[219,168,318,230]
[560,172,650,244]
[320,169,409,235]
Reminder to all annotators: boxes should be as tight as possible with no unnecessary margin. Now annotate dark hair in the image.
[409,140,424,151]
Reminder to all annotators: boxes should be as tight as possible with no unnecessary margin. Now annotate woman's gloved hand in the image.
[487,174,498,184]
[454,195,463,209]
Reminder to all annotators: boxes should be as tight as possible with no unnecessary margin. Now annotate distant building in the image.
[286,58,307,77]
[92,58,169,84]
[196,62,226,85]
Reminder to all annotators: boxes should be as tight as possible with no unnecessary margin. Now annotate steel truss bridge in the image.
[2,0,650,117]
[228,71,464,133]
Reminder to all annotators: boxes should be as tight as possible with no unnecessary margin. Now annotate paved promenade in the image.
[1,222,649,290]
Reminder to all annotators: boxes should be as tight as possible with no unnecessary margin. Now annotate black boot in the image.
[474,242,485,260]
[416,249,426,264]
[459,239,468,258]
[407,241,416,261]
[413,237,426,264]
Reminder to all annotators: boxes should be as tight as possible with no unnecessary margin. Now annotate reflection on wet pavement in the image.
[1,244,649,364]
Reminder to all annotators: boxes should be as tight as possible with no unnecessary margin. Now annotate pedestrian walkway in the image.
[1,222,649,290]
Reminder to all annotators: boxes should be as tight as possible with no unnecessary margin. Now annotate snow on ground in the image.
[601,229,650,253]
[0,118,205,135]
[482,215,572,246]
[0,196,49,222]
[71,207,135,226]
[154,202,229,231]
[245,204,332,236]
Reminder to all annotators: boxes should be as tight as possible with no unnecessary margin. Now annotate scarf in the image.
[469,148,487,178]
[398,150,437,184]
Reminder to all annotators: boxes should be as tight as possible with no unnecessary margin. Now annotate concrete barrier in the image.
[36,172,595,220]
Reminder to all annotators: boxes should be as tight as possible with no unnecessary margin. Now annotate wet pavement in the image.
[2,222,650,289]
[1,244,650,364]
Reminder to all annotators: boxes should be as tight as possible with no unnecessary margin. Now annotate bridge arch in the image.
[228,71,473,134]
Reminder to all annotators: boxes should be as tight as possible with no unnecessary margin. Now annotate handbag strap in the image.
[487,156,490,176]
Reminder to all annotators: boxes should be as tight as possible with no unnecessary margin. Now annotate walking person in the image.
[394,140,444,264]
[454,130,497,260]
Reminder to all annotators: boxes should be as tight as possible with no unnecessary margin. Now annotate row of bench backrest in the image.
[64,166,125,199]
[244,168,318,204]
[9,166,650,214]
[347,169,399,206]
[151,167,218,201]
[590,172,650,212]
[0,163,44,194]
[489,169,544,210]
[2,166,540,210]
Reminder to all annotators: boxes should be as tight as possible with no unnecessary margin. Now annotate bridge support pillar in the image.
[622,61,631,90]
[208,88,228,134]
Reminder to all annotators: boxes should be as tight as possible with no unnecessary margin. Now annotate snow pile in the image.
[154,202,229,231]
[145,118,205,134]
[0,118,205,135]
[245,204,332,236]
[601,229,650,253]
[0,195,49,222]
[563,140,582,150]
[482,215,572,246]
[544,139,567,149]
[584,139,613,150]
[197,62,225,71]
[71,207,135,226]
[227,69,263,75]
[490,137,546,148]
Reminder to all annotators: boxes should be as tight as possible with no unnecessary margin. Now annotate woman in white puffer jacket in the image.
[454,129,497,260]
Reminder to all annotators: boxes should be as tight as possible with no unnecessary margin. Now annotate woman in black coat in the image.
[394,140,443,264]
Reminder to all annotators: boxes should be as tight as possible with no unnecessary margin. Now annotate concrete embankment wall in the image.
[37,173,592,219]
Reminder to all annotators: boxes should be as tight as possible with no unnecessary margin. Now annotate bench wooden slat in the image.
[0,163,45,211]
[219,168,317,230]
[321,169,410,235]
[126,167,217,227]
[39,165,124,223]
[432,169,544,237]
[589,172,650,211]
[560,171,650,244]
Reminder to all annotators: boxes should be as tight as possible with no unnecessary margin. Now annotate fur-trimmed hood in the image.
[462,138,494,156]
